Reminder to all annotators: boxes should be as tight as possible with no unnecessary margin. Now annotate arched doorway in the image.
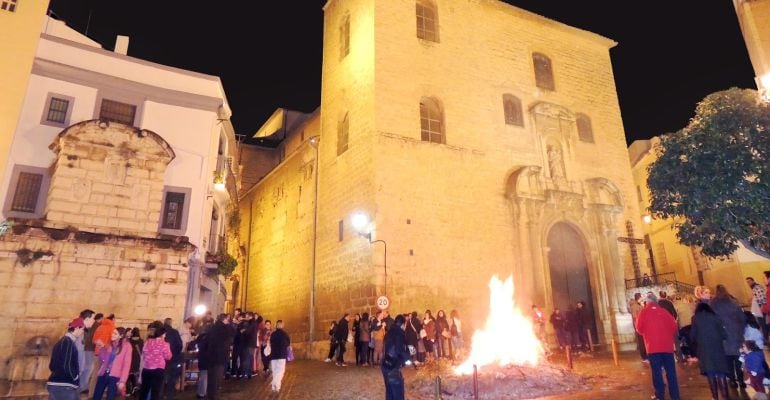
[547,222,598,342]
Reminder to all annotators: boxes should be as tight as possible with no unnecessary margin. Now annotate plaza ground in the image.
[179,351,760,400]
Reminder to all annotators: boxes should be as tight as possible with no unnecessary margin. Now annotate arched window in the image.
[340,14,350,59]
[420,97,444,144]
[502,94,523,126]
[576,113,594,143]
[416,0,439,42]
[533,53,555,91]
[337,112,349,155]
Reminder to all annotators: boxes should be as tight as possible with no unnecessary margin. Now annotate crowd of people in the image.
[630,272,770,400]
[324,309,464,368]
[544,301,594,352]
[46,308,292,400]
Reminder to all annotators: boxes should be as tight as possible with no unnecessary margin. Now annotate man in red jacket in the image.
[636,293,680,400]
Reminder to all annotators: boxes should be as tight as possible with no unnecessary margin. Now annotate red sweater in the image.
[635,303,678,354]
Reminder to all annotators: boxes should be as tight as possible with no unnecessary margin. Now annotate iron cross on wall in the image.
[617,220,644,280]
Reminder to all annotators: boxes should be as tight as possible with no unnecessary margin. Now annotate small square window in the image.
[3,165,50,219]
[1,0,18,12]
[159,186,192,235]
[46,98,69,124]
[99,99,137,126]
[11,172,42,213]
[41,93,74,127]
[162,192,185,230]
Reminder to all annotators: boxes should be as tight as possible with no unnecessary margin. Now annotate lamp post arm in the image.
[370,239,387,296]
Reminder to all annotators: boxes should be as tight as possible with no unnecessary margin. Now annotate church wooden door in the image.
[547,222,598,341]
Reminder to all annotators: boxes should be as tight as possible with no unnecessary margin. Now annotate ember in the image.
[411,359,590,399]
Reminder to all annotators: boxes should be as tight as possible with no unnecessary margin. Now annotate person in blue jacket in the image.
[48,318,86,400]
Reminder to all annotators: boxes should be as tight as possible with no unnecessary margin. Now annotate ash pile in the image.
[409,359,590,399]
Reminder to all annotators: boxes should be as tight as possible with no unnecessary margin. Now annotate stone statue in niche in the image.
[547,145,565,179]
[104,157,127,185]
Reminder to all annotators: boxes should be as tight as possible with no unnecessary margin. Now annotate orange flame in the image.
[455,275,543,375]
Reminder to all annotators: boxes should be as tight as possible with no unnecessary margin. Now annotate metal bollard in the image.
[587,329,594,352]
[473,364,479,400]
[435,376,443,400]
[611,338,619,366]
[566,345,573,370]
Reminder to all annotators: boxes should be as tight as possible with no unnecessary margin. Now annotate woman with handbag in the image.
[92,327,132,400]
[422,311,436,361]
[435,310,450,359]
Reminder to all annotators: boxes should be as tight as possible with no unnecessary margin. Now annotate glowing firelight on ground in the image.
[455,275,544,375]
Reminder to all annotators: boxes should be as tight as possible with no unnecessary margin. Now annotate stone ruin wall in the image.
[0,226,192,388]
[0,120,193,394]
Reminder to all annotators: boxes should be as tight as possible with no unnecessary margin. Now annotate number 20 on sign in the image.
[376,295,390,310]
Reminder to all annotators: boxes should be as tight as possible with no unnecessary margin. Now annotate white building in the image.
[0,16,238,316]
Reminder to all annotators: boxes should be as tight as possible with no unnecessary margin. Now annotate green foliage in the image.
[227,207,241,232]
[217,250,238,277]
[647,88,770,257]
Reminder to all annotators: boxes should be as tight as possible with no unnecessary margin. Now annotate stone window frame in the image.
[158,186,192,236]
[3,164,51,220]
[532,52,556,91]
[420,97,445,144]
[339,13,351,60]
[40,92,75,128]
[416,0,439,43]
[0,0,18,12]
[93,90,144,127]
[576,113,595,143]
[337,112,349,156]
[502,93,524,127]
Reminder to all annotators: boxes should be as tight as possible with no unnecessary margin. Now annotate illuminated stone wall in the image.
[366,0,643,345]
[242,0,646,358]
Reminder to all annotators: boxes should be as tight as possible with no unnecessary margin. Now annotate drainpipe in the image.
[243,196,254,310]
[308,136,320,352]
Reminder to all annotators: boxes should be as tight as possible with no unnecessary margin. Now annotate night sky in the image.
[47,0,756,144]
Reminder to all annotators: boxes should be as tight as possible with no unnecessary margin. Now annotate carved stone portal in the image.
[506,166,629,343]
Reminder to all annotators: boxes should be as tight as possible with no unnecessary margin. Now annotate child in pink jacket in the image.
[92,327,133,400]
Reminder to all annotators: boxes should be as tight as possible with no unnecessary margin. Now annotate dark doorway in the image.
[547,222,598,342]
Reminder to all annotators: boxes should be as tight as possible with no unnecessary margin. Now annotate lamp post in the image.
[351,212,388,295]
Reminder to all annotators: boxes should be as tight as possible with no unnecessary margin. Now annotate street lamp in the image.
[351,212,388,295]
[193,304,207,317]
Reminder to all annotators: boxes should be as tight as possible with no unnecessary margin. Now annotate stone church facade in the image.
[239,0,646,358]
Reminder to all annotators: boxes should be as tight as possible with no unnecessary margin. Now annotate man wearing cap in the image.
[47,318,86,400]
[636,293,680,400]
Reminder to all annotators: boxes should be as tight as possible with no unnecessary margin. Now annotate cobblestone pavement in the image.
[178,352,759,400]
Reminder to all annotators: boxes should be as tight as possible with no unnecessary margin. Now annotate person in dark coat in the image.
[381,315,412,400]
[574,301,590,351]
[564,305,579,349]
[162,318,184,400]
[404,312,419,364]
[549,308,568,349]
[240,312,257,379]
[710,284,747,389]
[334,314,351,366]
[268,320,291,392]
[691,302,730,399]
[203,314,233,400]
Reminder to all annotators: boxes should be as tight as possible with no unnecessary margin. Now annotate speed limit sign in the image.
[376,295,390,310]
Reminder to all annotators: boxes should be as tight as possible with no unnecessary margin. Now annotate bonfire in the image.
[410,275,589,399]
